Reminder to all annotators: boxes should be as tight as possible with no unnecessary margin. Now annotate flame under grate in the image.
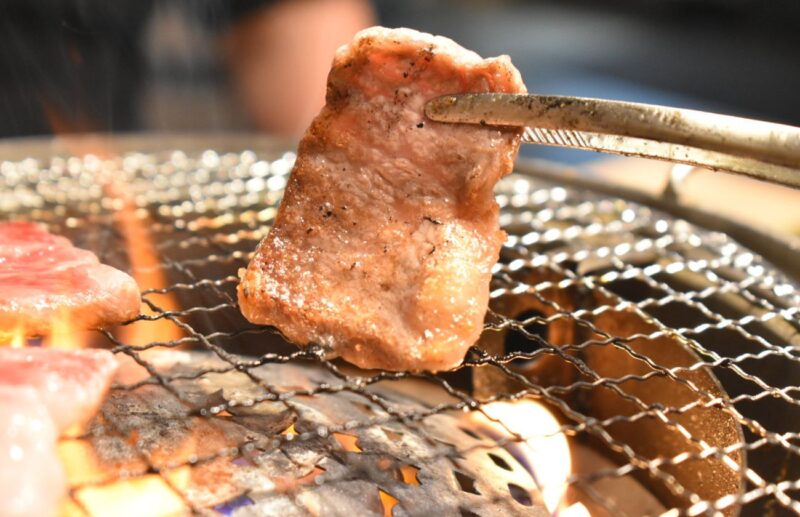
[2,142,800,517]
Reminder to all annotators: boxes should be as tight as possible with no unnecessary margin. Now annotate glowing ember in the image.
[57,439,146,487]
[281,423,298,437]
[471,399,571,513]
[378,489,399,517]
[73,474,188,517]
[333,432,362,452]
[399,464,420,485]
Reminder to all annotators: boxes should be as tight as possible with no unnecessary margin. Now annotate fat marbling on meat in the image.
[238,27,525,371]
[0,347,118,432]
[0,222,140,339]
[0,348,119,517]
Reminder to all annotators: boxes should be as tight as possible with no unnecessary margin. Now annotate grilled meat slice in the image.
[0,347,118,431]
[0,222,140,339]
[239,27,525,371]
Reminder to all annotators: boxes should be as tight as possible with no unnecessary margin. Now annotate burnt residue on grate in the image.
[3,148,800,516]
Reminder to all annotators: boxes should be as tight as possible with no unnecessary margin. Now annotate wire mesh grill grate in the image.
[2,145,800,516]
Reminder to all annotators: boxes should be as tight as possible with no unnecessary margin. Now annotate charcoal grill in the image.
[1,134,800,516]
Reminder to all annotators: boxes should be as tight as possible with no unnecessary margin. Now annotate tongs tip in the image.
[424,94,458,121]
[423,92,800,189]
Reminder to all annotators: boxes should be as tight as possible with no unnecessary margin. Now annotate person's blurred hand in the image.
[223,0,375,137]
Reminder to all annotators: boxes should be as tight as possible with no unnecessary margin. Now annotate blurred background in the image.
[0,0,799,166]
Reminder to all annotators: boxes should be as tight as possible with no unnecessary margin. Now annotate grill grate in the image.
[2,143,800,516]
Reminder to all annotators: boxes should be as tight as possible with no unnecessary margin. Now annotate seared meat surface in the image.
[239,27,525,371]
[0,222,140,339]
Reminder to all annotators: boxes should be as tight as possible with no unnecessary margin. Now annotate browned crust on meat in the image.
[239,27,525,371]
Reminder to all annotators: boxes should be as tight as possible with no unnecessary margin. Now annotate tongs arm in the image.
[425,93,800,190]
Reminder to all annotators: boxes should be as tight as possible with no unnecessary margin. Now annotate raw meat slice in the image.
[238,27,525,371]
[0,221,141,339]
[0,347,118,431]
[0,348,117,516]
[0,385,65,517]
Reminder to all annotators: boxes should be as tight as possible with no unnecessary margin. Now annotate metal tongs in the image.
[425,93,800,189]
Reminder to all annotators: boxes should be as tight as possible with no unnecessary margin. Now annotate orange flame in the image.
[38,107,190,515]
[2,310,91,349]
[7,326,26,348]
[105,181,183,347]
[2,148,180,350]
[43,310,94,349]
[36,132,183,348]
